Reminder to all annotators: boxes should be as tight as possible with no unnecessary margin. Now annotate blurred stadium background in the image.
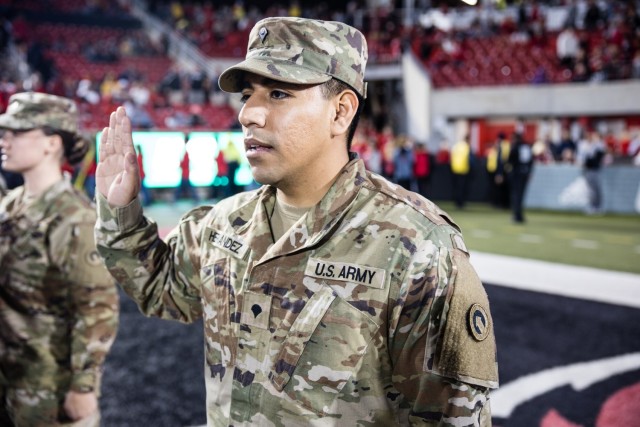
[1,0,639,425]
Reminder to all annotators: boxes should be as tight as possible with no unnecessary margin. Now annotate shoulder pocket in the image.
[433,249,499,389]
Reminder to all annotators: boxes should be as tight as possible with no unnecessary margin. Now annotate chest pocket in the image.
[0,217,52,312]
[268,285,380,416]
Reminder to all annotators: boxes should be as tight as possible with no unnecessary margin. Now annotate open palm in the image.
[96,107,140,207]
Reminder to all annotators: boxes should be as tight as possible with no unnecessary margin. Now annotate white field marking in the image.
[635,245,640,254]
[470,252,640,308]
[518,234,543,244]
[491,352,640,418]
[571,239,599,250]
[471,229,493,239]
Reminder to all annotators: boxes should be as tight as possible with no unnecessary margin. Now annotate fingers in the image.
[98,127,111,160]
[117,107,135,158]
[109,107,133,156]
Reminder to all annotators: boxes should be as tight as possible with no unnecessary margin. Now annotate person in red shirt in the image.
[414,142,431,198]
[174,141,199,202]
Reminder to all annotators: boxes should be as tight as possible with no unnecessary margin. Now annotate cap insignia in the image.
[259,27,268,43]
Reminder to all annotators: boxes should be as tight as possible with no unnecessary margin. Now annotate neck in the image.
[22,162,63,197]
[277,153,349,208]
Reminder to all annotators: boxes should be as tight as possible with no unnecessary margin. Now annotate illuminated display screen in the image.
[96,131,254,189]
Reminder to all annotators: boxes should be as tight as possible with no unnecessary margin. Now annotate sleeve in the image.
[64,219,120,393]
[388,230,498,426]
[94,194,207,323]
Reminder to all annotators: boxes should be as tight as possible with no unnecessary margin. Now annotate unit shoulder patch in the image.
[468,303,491,342]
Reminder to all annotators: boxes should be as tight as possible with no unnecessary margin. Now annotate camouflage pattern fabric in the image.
[0,178,119,426]
[219,17,369,98]
[95,159,498,426]
[0,92,80,136]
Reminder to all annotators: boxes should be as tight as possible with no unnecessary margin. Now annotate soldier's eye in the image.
[270,90,289,100]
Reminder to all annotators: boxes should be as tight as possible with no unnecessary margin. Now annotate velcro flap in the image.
[436,249,499,389]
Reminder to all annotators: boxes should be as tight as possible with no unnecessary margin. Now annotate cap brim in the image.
[0,114,36,130]
[219,57,332,93]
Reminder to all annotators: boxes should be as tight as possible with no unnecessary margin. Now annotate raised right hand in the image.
[96,107,141,207]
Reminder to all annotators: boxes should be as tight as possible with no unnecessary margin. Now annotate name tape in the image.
[305,258,386,289]
[206,228,249,259]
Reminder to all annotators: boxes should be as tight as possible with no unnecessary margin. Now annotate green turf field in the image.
[436,202,640,274]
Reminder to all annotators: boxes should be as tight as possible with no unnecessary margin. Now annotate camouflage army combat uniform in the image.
[0,178,119,426]
[96,157,498,426]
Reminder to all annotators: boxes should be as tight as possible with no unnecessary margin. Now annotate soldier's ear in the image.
[44,132,64,159]
[330,89,358,138]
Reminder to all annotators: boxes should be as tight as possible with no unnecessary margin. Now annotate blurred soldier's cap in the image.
[0,92,80,136]
[219,17,368,98]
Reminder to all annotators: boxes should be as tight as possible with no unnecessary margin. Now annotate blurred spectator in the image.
[631,139,640,167]
[532,135,555,164]
[556,25,580,70]
[159,65,185,105]
[222,140,242,197]
[76,78,100,105]
[557,128,577,163]
[413,141,431,197]
[26,41,56,85]
[0,16,10,54]
[392,135,414,191]
[366,139,383,175]
[577,131,606,214]
[83,38,119,63]
[583,0,604,31]
[507,132,533,223]
[164,105,205,129]
[188,67,207,104]
[378,125,396,179]
[531,66,549,84]
[486,132,510,209]
[350,128,371,167]
[632,51,640,79]
[435,140,451,165]
[100,72,119,102]
[129,80,151,106]
[628,133,640,161]
[450,134,473,209]
[174,140,199,202]
[572,61,590,82]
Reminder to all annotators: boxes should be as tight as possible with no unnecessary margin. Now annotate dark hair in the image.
[42,126,89,165]
[319,79,364,151]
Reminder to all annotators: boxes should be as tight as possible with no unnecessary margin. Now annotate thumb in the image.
[125,151,137,171]
[124,151,141,188]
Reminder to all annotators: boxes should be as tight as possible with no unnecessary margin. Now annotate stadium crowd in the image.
[1,0,639,199]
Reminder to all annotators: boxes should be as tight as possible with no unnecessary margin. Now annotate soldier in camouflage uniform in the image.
[95,17,498,426]
[0,93,119,426]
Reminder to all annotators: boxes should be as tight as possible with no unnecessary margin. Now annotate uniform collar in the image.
[0,177,71,225]
[229,158,366,263]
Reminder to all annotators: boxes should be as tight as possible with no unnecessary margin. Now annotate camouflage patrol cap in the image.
[218,17,368,98]
[0,92,80,136]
